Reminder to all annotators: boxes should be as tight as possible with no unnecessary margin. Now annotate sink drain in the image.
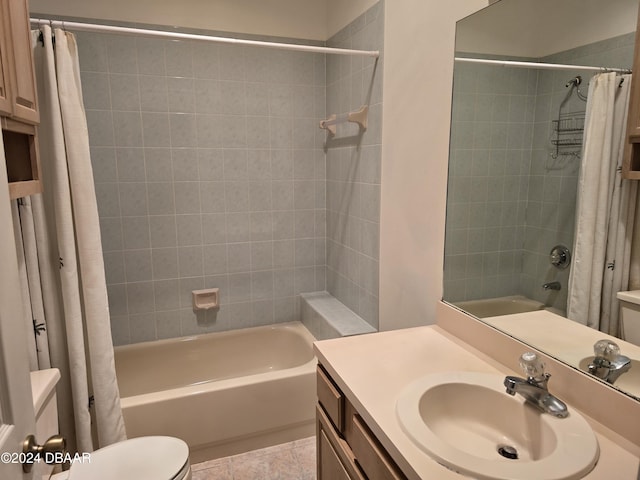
[497,445,519,460]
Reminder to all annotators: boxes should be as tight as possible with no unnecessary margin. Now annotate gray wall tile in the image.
[116,148,146,182]
[122,216,151,249]
[124,250,153,281]
[91,147,118,183]
[152,247,179,279]
[325,5,383,328]
[137,38,166,76]
[126,281,155,314]
[109,74,140,111]
[80,9,384,343]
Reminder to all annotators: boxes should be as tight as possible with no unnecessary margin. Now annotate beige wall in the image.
[29,0,328,40]
[325,0,378,38]
[457,0,638,58]
[379,0,486,331]
[29,0,382,41]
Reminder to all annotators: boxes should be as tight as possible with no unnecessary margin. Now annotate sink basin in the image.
[396,372,599,480]
[579,356,640,397]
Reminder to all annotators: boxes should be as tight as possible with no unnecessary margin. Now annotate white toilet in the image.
[617,290,640,346]
[33,368,191,480]
[52,436,191,480]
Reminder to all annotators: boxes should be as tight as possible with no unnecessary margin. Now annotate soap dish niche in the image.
[192,288,220,311]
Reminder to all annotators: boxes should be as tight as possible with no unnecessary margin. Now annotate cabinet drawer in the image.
[351,414,406,480]
[317,365,344,432]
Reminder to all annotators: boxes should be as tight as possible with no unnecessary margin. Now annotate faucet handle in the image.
[593,339,621,361]
[519,352,547,382]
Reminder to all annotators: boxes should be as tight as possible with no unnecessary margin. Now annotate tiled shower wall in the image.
[77,28,328,344]
[325,3,383,329]
[444,56,536,301]
[444,33,635,309]
[77,3,384,345]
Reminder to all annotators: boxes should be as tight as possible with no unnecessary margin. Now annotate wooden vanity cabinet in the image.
[316,364,407,480]
[623,2,640,178]
[0,0,38,123]
[0,0,42,198]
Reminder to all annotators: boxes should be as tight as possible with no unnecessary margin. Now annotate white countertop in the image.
[483,310,640,399]
[313,325,640,480]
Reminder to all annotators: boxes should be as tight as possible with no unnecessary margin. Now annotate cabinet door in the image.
[0,0,13,116]
[350,415,407,480]
[317,405,366,480]
[0,128,38,480]
[623,2,640,178]
[1,0,38,124]
[318,430,351,480]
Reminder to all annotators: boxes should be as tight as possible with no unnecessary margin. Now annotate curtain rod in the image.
[455,57,631,74]
[30,18,380,58]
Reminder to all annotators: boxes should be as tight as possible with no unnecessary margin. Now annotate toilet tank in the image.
[617,291,640,346]
[30,368,61,479]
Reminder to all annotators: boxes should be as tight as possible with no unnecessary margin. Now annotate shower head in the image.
[566,76,582,88]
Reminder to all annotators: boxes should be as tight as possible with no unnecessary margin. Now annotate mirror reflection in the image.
[443,0,640,400]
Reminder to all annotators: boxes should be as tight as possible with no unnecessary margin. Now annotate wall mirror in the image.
[443,0,640,400]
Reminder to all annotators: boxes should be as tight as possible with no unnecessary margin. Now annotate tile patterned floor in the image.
[191,437,316,480]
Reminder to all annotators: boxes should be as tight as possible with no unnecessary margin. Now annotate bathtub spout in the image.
[542,281,561,291]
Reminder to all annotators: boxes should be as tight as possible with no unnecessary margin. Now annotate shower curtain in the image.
[12,25,126,453]
[567,72,636,336]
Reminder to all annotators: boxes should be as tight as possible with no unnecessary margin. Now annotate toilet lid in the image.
[69,436,189,480]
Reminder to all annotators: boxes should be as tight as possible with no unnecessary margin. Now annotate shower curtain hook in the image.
[36,22,45,46]
[48,20,57,46]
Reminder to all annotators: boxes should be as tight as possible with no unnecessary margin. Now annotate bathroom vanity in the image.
[316,364,406,480]
[314,304,640,479]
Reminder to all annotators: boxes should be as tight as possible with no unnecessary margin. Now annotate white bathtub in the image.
[113,321,317,463]
[453,295,545,318]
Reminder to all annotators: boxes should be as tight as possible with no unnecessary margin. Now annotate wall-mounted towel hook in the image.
[320,105,368,136]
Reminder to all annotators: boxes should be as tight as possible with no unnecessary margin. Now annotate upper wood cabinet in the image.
[0,0,42,199]
[623,3,640,179]
[0,0,38,124]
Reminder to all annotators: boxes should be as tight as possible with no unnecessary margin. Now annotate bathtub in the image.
[453,295,545,318]
[113,321,317,463]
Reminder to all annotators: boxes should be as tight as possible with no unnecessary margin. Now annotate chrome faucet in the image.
[542,281,561,291]
[504,352,568,418]
[587,339,631,385]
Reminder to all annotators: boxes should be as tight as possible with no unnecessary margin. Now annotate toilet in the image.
[617,290,640,346]
[33,368,191,480]
[52,436,191,480]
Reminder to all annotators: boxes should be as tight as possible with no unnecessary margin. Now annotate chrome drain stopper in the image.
[497,445,518,460]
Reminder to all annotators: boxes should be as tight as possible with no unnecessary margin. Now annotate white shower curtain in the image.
[12,25,127,453]
[567,72,636,336]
